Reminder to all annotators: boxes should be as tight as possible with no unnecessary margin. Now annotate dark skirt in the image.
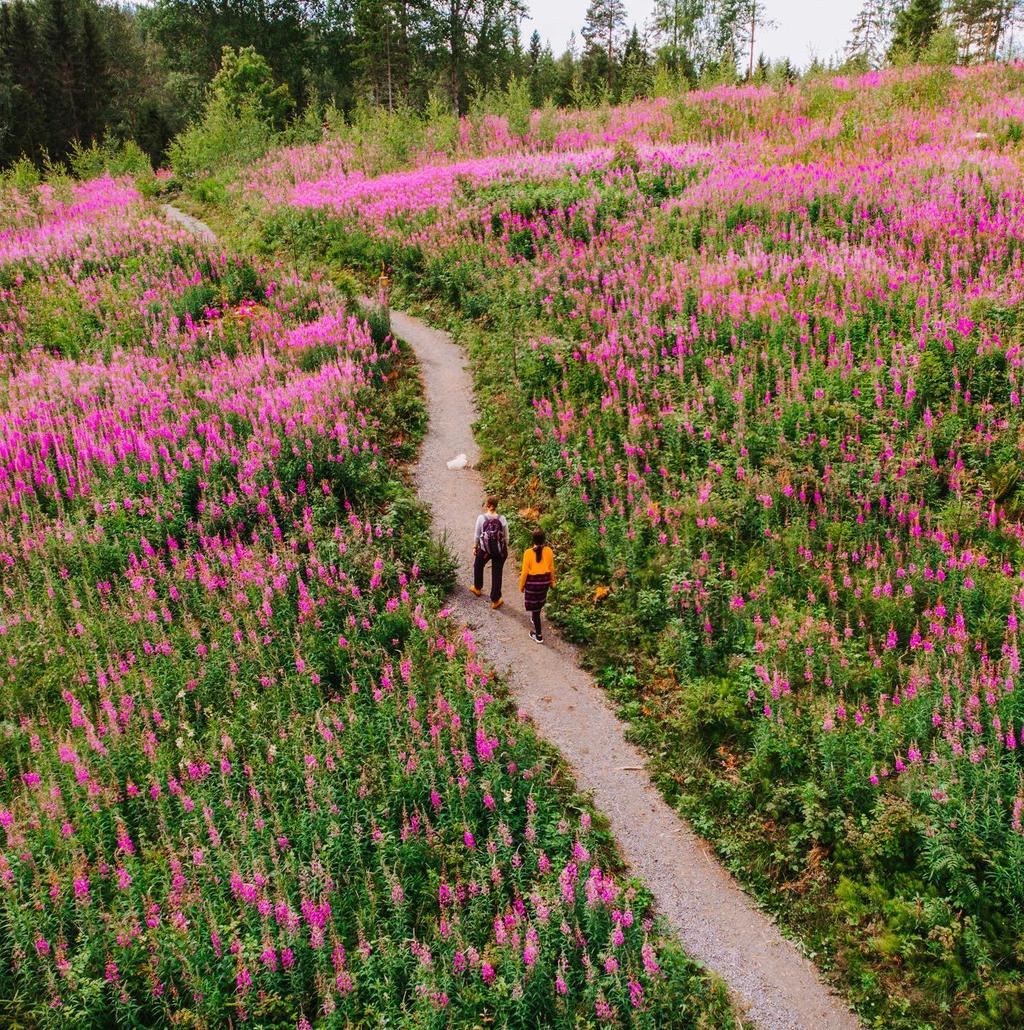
[524,573,551,612]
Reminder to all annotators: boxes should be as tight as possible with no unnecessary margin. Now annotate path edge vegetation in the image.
[158,196,743,1028]
[185,183,1024,1030]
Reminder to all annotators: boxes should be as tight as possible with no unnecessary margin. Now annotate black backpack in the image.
[481,515,507,559]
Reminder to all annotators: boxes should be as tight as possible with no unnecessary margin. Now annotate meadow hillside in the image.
[0,177,735,1027]
[193,63,1024,1028]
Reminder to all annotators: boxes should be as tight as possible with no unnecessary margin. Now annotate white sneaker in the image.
[530,631,544,644]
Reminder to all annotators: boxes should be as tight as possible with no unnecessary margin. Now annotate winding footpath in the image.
[163,204,861,1030]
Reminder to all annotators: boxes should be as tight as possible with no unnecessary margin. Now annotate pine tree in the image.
[581,0,627,94]
[951,0,1019,61]
[845,0,900,68]
[470,0,526,98]
[733,0,774,80]
[0,8,12,164]
[422,0,524,114]
[650,0,705,73]
[354,0,418,109]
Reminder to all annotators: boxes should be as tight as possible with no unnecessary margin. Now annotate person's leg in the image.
[473,550,488,593]
[532,610,542,638]
[490,555,505,603]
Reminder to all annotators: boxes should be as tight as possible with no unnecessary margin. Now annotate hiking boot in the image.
[491,598,504,610]
[469,586,482,597]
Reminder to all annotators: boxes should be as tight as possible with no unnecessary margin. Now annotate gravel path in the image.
[162,205,862,1030]
[160,203,217,242]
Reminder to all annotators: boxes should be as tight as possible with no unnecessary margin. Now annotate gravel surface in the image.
[161,207,862,1030]
[160,203,217,242]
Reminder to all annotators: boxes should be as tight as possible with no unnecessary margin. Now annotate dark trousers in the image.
[473,549,505,602]
[531,610,542,636]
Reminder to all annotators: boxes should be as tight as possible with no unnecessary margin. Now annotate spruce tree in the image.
[78,2,109,144]
[889,0,942,59]
[619,24,650,100]
[41,0,84,154]
[527,29,543,104]
[4,1,45,160]
[581,0,627,94]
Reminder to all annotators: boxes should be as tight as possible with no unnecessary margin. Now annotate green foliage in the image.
[168,97,275,183]
[366,303,392,347]
[889,0,942,62]
[209,45,294,131]
[0,0,178,169]
[1,154,42,191]
[190,58,1024,1030]
[68,136,153,180]
[921,26,959,67]
[0,172,743,1030]
[476,75,532,137]
[167,46,296,186]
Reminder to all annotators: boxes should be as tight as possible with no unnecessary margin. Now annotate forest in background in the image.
[2,0,1024,170]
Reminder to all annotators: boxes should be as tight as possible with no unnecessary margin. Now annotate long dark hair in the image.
[532,528,545,562]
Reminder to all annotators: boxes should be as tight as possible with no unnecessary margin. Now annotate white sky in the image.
[522,0,862,70]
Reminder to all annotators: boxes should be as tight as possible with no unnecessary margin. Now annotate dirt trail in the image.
[162,205,862,1030]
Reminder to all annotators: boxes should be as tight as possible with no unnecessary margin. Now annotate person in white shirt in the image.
[470,496,509,609]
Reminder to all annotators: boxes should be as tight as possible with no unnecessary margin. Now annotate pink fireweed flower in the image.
[641,941,661,977]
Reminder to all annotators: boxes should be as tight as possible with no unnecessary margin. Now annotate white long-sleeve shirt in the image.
[474,512,508,551]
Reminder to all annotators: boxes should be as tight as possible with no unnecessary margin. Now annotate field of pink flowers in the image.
[242,64,1024,1027]
[0,178,733,1027]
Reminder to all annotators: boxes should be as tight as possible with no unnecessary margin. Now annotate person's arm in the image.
[547,547,555,587]
[519,551,528,592]
[473,515,482,552]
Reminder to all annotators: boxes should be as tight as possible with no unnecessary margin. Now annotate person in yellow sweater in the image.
[519,529,555,643]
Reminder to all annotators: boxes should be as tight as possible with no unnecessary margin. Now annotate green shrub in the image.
[168,100,275,183]
[68,137,153,181]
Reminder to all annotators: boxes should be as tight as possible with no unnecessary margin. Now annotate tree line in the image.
[2,0,1024,171]
[845,0,1024,67]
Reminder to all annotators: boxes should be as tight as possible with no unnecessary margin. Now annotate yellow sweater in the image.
[519,546,555,591]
